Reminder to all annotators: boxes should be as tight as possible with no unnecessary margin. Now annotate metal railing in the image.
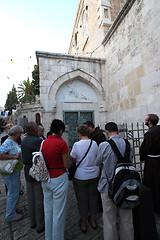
[64,122,147,179]
[120,123,147,179]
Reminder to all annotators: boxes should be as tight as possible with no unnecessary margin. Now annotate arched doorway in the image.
[36,113,41,126]
[56,79,98,149]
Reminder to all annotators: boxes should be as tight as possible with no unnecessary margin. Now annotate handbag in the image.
[0,141,18,174]
[0,159,18,174]
[29,141,50,182]
[68,140,92,181]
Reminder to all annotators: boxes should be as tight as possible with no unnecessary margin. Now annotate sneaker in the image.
[7,213,23,222]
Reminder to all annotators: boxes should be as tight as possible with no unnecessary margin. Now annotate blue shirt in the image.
[0,138,23,175]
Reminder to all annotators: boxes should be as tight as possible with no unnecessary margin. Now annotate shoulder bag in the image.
[0,141,18,174]
[68,140,92,181]
[29,140,50,182]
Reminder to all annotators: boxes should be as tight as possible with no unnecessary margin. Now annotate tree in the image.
[32,65,39,95]
[18,78,37,104]
[5,85,19,114]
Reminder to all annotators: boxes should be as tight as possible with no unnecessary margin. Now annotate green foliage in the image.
[5,65,40,108]
[32,65,39,95]
[5,85,18,113]
[18,78,37,104]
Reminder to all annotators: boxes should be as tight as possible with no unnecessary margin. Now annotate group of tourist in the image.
[0,113,160,240]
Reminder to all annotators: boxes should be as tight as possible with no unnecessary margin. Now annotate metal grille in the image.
[120,123,148,179]
[64,111,94,150]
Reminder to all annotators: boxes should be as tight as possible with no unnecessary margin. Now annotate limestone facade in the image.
[69,0,125,57]
[36,52,106,132]
[101,0,160,123]
[16,102,44,128]
[68,0,160,124]
[18,0,160,132]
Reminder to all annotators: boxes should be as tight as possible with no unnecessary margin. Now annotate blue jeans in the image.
[2,171,21,220]
[42,173,69,240]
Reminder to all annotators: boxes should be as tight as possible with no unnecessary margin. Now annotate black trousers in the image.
[73,177,99,217]
[133,184,158,240]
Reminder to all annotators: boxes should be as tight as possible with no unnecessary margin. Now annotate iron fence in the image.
[120,123,148,179]
[64,122,147,179]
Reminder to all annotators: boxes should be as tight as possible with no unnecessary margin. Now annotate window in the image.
[82,8,88,48]
[104,8,109,18]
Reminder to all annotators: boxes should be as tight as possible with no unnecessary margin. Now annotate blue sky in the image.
[0,0,79,107]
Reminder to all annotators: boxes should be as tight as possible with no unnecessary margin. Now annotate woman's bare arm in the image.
[62,153,70,169]
[70,157,76,163]
[0,153,20,160]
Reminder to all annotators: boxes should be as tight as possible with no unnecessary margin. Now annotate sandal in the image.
[19,190,24,195]
[79,219,87,233]
[88,216,97,230]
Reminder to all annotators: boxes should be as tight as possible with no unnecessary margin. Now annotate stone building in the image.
[68,0,125,56]
[17,0,160,144]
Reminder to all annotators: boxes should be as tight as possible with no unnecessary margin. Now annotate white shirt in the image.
[70,139,99,180]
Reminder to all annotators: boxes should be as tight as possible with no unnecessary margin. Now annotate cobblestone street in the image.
[0,170,103,240]
[0,133,160,240]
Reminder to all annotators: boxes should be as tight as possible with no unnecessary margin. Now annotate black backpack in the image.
[106,139,141,209]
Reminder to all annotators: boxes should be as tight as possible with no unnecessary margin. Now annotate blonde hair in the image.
[5,123,14,131]
[77,124,90,137]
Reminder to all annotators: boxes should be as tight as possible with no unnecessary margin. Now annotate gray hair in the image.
[38,125,44,131]
[8,125,23,136]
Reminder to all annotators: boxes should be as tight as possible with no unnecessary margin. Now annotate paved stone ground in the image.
[0,172,103,240]
[0,130,160,240]
[0,130,103,240]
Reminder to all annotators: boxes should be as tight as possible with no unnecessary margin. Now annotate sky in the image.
[0,0,79,108]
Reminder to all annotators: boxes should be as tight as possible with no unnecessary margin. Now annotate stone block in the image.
[130,98,137,108]
[134,79,141,96]
[136,65,144,79]
[124,99,129,109]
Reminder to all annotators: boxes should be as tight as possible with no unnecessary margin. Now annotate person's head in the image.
[105,122,119,138]
[38,125,44,137]
[50,119,65,136]
[77,124,90,138]
[25,122,38,135]
[47,131,52,138]
[5,123,14,133]
[8,125,23,140]
[145,114,159,128]
[84,121,95,134]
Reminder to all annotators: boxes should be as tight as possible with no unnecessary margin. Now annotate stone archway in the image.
[48,68,106,113]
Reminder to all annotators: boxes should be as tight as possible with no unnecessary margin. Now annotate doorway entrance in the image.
[63,111,94,150]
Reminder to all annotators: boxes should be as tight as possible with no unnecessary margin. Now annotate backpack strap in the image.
[105,139,131,186]
[39,140,44,152]
[108,138,130,164]
[124,139,130,162]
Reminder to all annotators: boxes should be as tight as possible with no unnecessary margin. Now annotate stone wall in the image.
[35,0,160,130]
[68,0,125,57]
[16,102,44,129]
[68,0,160,124]
[101,0,160,124]
[36,52,106,131]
